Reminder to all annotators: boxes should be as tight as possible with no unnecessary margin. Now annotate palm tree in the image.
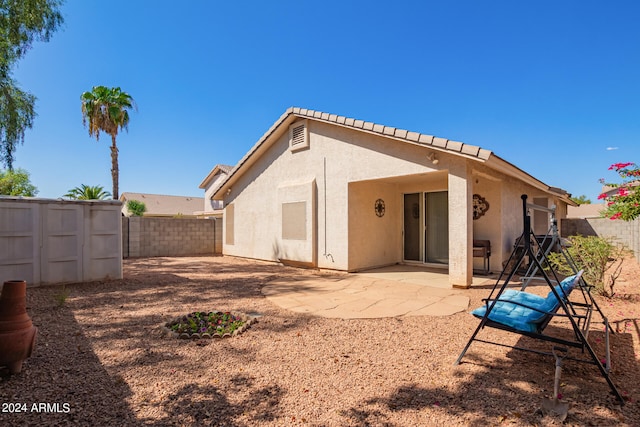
[80,86,136,200]
[64,184,111,200]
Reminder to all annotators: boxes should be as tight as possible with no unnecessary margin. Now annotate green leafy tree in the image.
[64,184,111,200]
[570,194,591,205]
[0,168,38,196]
[0,78,35,170]
[80,86,136,200]
[0,0,64,170]
[0,0,64,77]
[126,199,146,216]
[599,162,640,221]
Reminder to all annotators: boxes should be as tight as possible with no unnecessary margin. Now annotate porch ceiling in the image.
[350,170,448,186]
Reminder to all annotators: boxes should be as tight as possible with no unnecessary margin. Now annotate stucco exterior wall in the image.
[347,181,400,270]
[203,172,226,212]
[222,132,319,265]
[457,162,570,275]
[492,178,569,271]
[448,161,473,287]
[222,120,449,270]
[276,179,317,265]
[470,170,502,272]
[220,116,571,285]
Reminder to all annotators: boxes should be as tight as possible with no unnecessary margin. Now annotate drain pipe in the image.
[323,157,334,262]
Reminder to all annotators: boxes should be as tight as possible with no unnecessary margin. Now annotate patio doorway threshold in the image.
[355,264,492,289]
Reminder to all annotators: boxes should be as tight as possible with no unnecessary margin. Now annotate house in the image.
[197,164,233,218]
[211,107,575,288]
[566,181,640,219]
[567,203,605,219]
[119,192,204,218]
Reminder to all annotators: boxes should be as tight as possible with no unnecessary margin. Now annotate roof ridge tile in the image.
[287,107,494,162]
[432,137,448,148]
[446,140,463,152]
[418,134,434,144]
[383,126,395,136]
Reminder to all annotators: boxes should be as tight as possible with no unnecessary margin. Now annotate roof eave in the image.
[484,154,575,205]
[212,107,570,205]
[213,108,298,199]
[212,107,494,199]
[199,164,234,189]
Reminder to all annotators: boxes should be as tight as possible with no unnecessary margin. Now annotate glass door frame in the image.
[402,191,449,267]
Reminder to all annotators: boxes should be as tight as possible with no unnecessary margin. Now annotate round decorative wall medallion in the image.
[473,194,490,220]
[375,199,385,217]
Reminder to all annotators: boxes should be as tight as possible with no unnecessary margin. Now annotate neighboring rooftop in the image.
[567,203,605,219]
[199,164,234,189]
[120,192,204,217]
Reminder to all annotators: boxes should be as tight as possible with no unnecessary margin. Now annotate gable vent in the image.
[289,120,309,152]
[291,124,305,145]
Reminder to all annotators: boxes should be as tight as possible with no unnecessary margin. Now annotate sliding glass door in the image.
[403,191,448,265]
[403,193,421,261]
[425,191,448,264]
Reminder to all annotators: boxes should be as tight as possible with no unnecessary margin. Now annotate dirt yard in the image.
[1,255,639,426]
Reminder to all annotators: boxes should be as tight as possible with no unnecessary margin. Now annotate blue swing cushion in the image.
[471,274,579,333]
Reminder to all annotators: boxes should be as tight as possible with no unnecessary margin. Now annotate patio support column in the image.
[448,161,473,288]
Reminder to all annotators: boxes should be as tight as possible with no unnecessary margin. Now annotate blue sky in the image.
[9,0,640,201]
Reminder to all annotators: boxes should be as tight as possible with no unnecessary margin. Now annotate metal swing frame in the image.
[454,195,624,405]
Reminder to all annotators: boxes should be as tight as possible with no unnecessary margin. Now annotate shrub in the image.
[127,199,146,216]
[547,235,631,297]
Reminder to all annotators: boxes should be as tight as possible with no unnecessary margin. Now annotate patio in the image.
[263,265,493,319]
[1,255,637,426]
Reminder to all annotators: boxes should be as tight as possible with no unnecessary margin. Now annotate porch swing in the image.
[455,195,624,406]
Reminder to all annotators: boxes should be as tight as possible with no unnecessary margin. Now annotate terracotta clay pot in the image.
[0,280,37,374]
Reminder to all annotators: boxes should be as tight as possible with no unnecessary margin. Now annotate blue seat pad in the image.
[471,274,578,333]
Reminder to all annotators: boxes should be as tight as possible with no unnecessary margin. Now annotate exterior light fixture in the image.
[427,152,439,165]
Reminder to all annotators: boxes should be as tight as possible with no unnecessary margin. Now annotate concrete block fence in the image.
[561,217,640,263]
[122,217,222,258]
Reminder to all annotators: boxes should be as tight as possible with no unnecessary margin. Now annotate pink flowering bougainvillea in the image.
[599,162,640,221]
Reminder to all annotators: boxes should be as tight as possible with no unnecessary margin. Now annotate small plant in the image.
[548,235,631,297]
[167,311,249,337]
[127,199,146,216]
[54,284,70,307]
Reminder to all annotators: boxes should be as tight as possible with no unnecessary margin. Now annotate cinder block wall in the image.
[561,217,640,262]
[122,217,221,258]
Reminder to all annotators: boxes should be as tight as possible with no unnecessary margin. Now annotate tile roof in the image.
[218,164,234,174]
[287,107,492,160]
[567,203,605,218]
[120,192,204,216]
[199,164,234,189]
[213,107,572,203]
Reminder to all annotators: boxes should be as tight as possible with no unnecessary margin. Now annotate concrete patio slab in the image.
[262,265,491,319]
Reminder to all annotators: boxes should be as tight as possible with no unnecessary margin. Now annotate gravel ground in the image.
[1,255,639,426]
